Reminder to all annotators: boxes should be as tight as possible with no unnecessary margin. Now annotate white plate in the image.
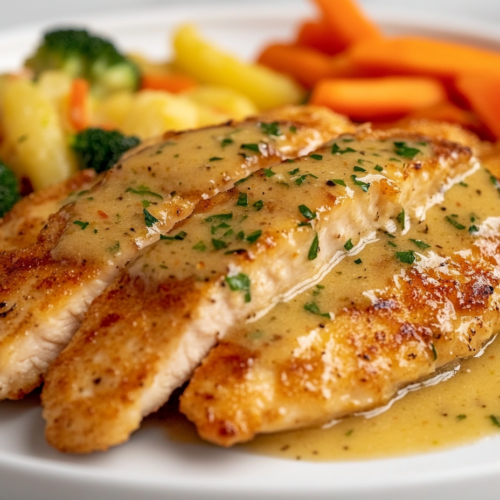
[2,4,500,500]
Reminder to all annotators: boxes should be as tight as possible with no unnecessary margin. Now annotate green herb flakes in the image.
[126,185,163,199]
[430,342,438,360]
[469,225,479,234]
[344,239,354,251]
[225,273,251,302]
[374,165,383,172]
[395,250,415,264]
[235,175,252,186]
[237,193,248,207]
[394,141,421,159]
[304,301,330,318]
[212,238,229,250]
[396,209,405,230]
[332,143,356,154]
[445,216,466,230]
[259,121,281,136]
[310,153,323,160]
[73,220,89,230]
[328,179,346,187]
[353,166,366,173]
[253,200,264,211]
[241,143,260,153]
[299,204,316,220]
[209,156,223,162]
[308,233,320,260]
[263,168,276,177]
[193,241,206,251]
[221,138,233,147]
[143,209,159,227]
[354,258,362,265]
[288,168,300,175]
[490,415,500,428]
[204,213,233,223]
[350,175,370,192]
[246,230,262,243]
[290,125,297,133]
[410,239,431,250]
[160,231,187,241]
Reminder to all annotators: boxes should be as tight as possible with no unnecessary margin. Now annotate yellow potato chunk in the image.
[173,25,304,110]
[121,90,199,139]
[93,91,134,129]
[186,85,258,120]
[1,79,77,189]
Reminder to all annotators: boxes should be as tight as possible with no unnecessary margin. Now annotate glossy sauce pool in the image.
[163,166,500,461]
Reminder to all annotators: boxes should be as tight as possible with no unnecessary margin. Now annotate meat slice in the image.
[180,167,500,446]
[0,105,349,401]
[0,170,98,251]
[41,130,476,453]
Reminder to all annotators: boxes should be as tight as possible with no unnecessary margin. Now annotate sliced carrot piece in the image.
[140,73,197,93]
[455,75,500,140]
[257,43,334,88]
[314,0,382,49]
[404,101,481,130]
[69,78,90,132]
[349,37,500,80]
[296,19,345,55]
[310,76,447,121]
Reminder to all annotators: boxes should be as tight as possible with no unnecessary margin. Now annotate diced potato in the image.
[194,103,230,127]
[93,91,134,129]
[37,70,73,132]
[173,25,304,110]
[1,79,77,189]
[121,90,198,139]
[186,85,258,120]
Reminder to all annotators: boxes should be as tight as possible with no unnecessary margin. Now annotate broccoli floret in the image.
[25,28,141,95]
[72,128,140,173]
[0,161,21,217]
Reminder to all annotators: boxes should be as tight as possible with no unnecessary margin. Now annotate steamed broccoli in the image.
[0,161,21,217]
[25,28,141,95]
[72,128,141,173]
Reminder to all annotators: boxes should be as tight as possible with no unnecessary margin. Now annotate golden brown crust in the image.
[0,170,97,251]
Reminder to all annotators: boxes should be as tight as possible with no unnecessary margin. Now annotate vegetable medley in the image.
[1,0,500,217]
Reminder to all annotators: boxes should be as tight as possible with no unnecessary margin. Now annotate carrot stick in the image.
[455,75,500,140]
[296,19,345,55]
[348,37,500,80]
[69,78,90,132]
[314,0,382,49]
[310,76,447,121]
[140,73,197,93]
[257,43,334,89]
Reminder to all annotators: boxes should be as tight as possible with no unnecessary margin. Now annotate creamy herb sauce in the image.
[237,167,500,460]
[50,121,324,266]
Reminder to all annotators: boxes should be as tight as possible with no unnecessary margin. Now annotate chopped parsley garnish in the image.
[193,241,206,251]
[160,231,187,241]
[410,239,431,250]
[209,156,223,162]
[374,165,383,172]
[304,301,330,318]
[490,415,500,428]
[445,216,466,230]
[235,175,252,186]
[259,121,281,136]
[211,222,230,234]
[126,186,163,199]
[289,125,297,133]
[108,241,120,253]
[225,273,251,302]
[395,250,415,264]
[344,239,354,251]
[312,284,325,296]
[332,143,356,154]
[396,209,405,230]
[237,193,248,207]
[328,179,346,187]
[263,168,276,177]
[143,209,159,227]
[310,153,323,160]
[288,168,300,175]
[469,225,479,234]
[299,204,316,220]
[459,181,468,187]
[221,137,233,147]
[204,213,233,223]
[246,230,262,243]
[73,220,89,230]
[350,175,370,192]
[295,173,318,186]
[394,141,421,159]
[353,166,366,172]
[212,238,229,250]
[241,143,260,153]
[354,258,362,265]
[253,200,264,211]
[298,222,312,228]
[387,241,397,248]
[430,342,438,360]
[308,233,319,260]
[456,414,467,421]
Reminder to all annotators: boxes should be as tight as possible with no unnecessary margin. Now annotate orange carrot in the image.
[258,43,334,88]
[140,73,197,93]
[455,75,500,139]
[69,78,90,132]
[404,101,481,130]
[314,0,382,49]
[296,19,345,55]
[349,37,500,80]
[310,76,447,121]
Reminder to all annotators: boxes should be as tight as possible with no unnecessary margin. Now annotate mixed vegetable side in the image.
[0,0,499,217]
